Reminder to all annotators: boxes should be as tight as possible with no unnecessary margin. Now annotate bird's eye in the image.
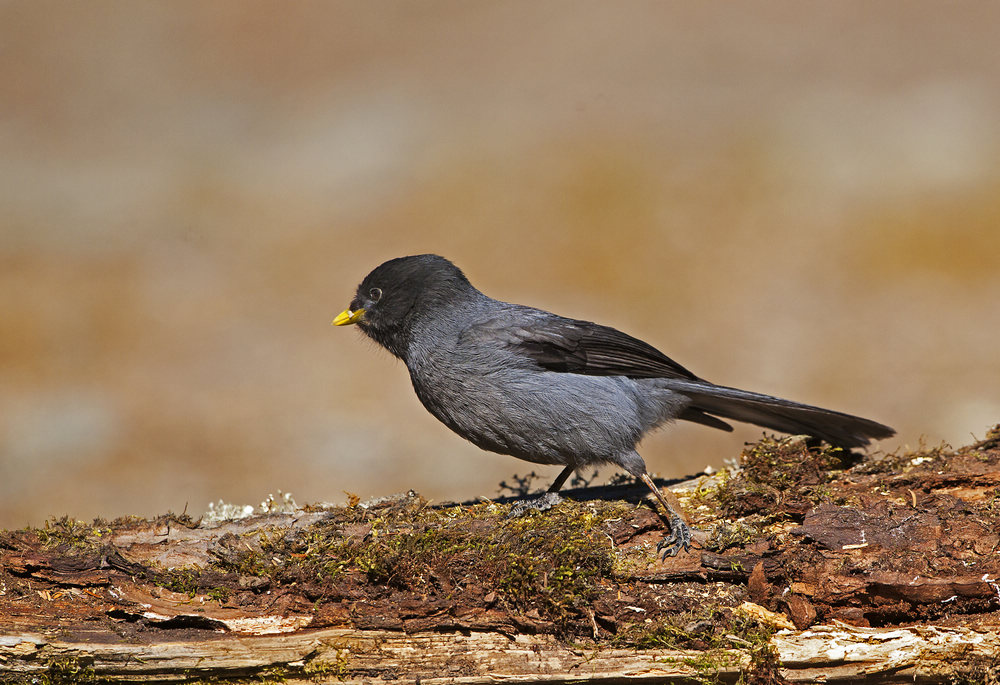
[369,287,382,302]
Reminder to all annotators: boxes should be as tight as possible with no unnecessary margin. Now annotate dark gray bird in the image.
[333,254,894,555]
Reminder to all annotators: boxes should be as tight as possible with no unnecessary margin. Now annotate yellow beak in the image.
[332,308,365,326]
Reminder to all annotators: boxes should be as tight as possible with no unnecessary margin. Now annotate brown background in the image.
[2,2,999,528]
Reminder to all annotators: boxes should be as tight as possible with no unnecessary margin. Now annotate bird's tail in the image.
[664,379,895,448]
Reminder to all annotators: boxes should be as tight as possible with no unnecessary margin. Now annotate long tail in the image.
[665,379,895,448]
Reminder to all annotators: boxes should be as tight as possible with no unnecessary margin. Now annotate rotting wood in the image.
[2,629,742,683]
[2,428,999,682]
[2,624,999,683]
[774,623,1000,682]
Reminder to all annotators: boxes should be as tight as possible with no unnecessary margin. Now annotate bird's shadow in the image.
[460,471,705,509]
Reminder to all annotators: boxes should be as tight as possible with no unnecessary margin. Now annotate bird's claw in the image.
[656,513,692,558]
[506,491,563,519]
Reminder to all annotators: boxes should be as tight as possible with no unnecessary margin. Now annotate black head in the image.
[333,254,475,359]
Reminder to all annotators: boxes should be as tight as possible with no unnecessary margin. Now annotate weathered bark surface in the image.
[2,623,999,683]
[2,428,999,682]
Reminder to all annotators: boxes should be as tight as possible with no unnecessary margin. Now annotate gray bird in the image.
[333,254,894,555]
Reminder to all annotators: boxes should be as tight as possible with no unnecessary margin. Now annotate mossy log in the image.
[2,428,999,683]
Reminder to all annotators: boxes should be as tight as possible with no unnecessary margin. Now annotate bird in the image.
[332,254,894,556]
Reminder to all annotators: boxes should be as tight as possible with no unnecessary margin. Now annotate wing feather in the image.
[464,312,699,381]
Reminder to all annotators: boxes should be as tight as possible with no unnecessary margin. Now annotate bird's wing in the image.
[463,310,699,381]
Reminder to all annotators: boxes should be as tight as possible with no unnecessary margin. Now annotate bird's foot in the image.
[656,512,692,559]
[506,491,564,519]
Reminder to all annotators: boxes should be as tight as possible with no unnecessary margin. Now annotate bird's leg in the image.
[638,472,692,557]
[547,465,574,492]
[506,465,572,518]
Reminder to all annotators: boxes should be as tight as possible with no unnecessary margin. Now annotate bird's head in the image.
[333,254,474,359]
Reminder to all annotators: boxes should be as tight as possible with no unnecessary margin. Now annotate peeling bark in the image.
[2,429,999,682]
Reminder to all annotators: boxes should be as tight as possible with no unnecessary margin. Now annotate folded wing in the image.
[464,310,894,448]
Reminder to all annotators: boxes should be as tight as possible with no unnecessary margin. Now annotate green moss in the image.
[34,655,102,685]
[302,649,349,679]
[149,565,236,604]
[615,609,783,684]
[710,436,845,519]
[34,516,112,550]
[205,586,232,603]
[858,439,950,476]
[705,520,760,553]
[199,493,620,636]
[489,506,614,625]
[155,567,202,597]
[741,436,843,488]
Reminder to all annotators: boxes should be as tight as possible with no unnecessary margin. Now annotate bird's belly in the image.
[410,365,649,466]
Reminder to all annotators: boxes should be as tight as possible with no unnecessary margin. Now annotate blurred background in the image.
[2,2,999,528]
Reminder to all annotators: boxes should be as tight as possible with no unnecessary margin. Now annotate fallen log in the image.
[2,428,999,683]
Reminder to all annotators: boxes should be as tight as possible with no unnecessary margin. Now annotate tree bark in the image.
[2,430,999,682]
